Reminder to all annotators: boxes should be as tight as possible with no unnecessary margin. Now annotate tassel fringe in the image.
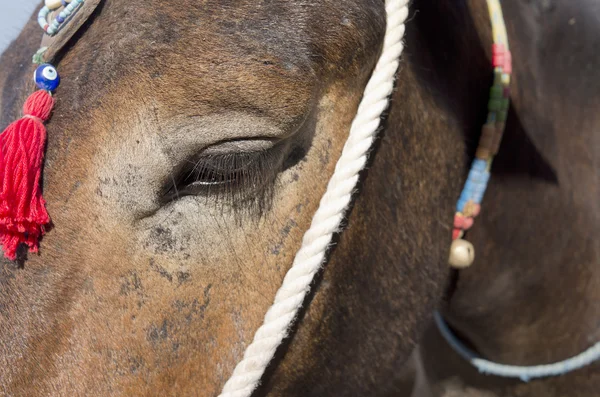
[0,90,53,260]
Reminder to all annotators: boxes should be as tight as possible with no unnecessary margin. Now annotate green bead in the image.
[488,98,502,112]
[490,85,503,99]
[493,68,503,85]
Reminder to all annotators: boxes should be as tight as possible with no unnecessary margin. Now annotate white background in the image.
[0,1,40,54]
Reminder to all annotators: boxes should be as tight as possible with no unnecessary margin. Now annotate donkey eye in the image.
[184,163,238,187]
[162,148,282,204]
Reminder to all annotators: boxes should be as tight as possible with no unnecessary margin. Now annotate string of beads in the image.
[37,0,85,36]
[448,0,512,268]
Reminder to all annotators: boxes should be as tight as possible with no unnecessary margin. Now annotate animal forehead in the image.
[54,0,386,115]
[97,0,386,67]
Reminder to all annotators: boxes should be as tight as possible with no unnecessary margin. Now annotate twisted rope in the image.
[218,1,409,396]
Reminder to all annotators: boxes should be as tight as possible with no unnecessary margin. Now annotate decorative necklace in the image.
[438,0,600,381]
[447,0,511,269]
[0,0,99,260]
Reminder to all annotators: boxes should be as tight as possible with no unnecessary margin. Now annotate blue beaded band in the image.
[456,159,491,213]
[37,0,85,37]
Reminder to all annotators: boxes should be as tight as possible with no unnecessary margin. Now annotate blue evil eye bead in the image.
[34,64,61,91]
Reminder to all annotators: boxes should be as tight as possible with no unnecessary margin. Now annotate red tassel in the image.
[0,90,54,260]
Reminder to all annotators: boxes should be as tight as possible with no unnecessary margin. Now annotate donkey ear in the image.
[38,0,102,64]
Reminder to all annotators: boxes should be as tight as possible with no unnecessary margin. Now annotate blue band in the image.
[434,312,600,382]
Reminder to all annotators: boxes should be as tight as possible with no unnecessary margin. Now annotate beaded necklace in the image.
[439,0,600,381]
[38,0,85,36]
[448,0,511,269]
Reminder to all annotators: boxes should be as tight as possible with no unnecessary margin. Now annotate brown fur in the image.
[416,1,600,396]
[0,1,465,396]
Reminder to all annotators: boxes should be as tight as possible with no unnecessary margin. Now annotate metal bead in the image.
[34,64,61,92]
[449,239,475,269]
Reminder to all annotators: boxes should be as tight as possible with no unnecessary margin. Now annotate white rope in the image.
[219,1,409,395]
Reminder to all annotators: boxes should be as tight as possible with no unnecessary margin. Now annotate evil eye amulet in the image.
[34,64,60,91]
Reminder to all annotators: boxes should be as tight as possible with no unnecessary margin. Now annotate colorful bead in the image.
[497,110,508,122]
[38,6,51,30]
[34,64,60,92]
[503,50,513,74]
[479,124,496,147]
[45,0,63,10]
[451,0,511,270]
[452,229,463,241]
[493,68,503,85]
[38,0,84,36]
[488,97,502,112]
[492,44,505,68]
[454,214,474,230]
[449,239,475,268]
[456,159,490,212]
[490,85,503,99]
[463,201,481,218]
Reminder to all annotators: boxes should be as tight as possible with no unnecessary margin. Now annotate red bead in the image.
[463,217,474,230]
[454,214,465,229]
[503,50,512,74]
[454,214,475,231]
[492,44,505,68]
[452,229,462,240]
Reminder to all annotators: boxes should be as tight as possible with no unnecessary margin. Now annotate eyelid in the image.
[189,149,271,173]
[161,140,287,204]
[199,138,278,156]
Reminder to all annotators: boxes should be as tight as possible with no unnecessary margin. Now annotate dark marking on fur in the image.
[149,258,173,283]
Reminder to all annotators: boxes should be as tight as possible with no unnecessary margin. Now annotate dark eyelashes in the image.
[162,147,284,210]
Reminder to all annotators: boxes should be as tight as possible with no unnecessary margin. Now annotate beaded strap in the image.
[37,0,85,37]
[452,0,512,247]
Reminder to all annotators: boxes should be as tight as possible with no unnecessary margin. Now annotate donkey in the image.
[0,1,461,395]
[1,1,595,397]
